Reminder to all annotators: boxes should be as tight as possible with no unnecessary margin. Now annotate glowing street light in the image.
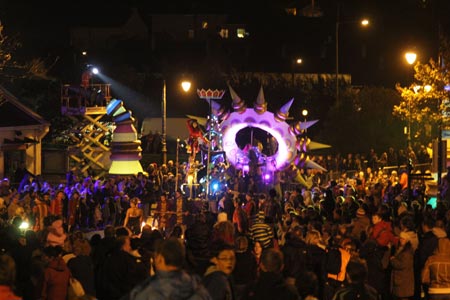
[405,52,417,65]
[404,51,417,149]
[361,19,369,26]
[302,109,308,118]
[296,58,303,64]
[181,81,192,92]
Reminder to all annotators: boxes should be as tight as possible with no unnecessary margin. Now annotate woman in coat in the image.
[390,231,416,300]
[38,246,71,300]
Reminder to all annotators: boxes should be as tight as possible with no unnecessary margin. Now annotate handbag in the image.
[68,276,85,299]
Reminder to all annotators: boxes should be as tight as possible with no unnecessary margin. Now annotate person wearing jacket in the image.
[332,259,380,300]
[0,254,22,300]
[99,235,148,300]
[390,231,416,300]
[244,248,299,300]
[370,211,398,248]
[203,241,236,300]
[422,238,450,299]
[128,237,211,300]
[38,246,71,300]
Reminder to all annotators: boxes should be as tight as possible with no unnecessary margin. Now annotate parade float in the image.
[185,86,330,199]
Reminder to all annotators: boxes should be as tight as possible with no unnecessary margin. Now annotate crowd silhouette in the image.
[0,144,448,300]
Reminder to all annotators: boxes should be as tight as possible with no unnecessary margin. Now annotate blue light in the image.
[445,85,450,92]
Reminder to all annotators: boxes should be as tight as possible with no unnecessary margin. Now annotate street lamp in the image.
[292,57,303,85]
[335,14,369,104]
[161,79,191,165]
[405,52,417,65]
[405,51,417,149]
[181,81,191,92]
[302,109,308,120]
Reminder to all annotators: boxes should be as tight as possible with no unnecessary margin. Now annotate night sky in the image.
[0,0,449,100]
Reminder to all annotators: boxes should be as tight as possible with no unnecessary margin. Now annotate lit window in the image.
[237,28,246,38]
[219,28,229,39]
[188,29,194,39]
[202,21,208,29]
[285,8,297,16]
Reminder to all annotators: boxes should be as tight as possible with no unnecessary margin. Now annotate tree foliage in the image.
[394,42,450,141]
[0,22,50,81]
[318,86,404,154]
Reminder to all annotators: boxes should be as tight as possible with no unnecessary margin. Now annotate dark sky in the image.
[0,0,449,87]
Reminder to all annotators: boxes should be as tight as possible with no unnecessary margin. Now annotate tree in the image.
[394,43,450,144]
[318,86,404,154]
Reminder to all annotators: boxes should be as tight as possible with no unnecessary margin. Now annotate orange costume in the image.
[186,119,208,159]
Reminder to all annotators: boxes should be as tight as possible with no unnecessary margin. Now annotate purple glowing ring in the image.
[221,108,297,172]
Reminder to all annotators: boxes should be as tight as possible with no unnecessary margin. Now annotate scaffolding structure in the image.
[61,83,112,178]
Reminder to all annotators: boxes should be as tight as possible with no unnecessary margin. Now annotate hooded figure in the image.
[422,238,450,299]
[400,230,419,252]
[39,246,71,300]
[390,230,416,299]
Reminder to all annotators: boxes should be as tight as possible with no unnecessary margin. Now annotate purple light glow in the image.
[221,108,296,172]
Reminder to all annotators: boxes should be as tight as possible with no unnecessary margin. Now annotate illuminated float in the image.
[185,86,328,197]
[106,99,144,174]
[218,86,327,173]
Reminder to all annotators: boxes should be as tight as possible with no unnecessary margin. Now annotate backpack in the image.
[325,247,342,275]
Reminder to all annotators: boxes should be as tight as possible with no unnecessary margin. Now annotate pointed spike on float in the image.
[254,86,267,114]
[300,120,319,130]
[228,85,246,113]
[256,86,265,104]
[304,159,327,172]
[275,98,294,122]
[205,98,221,112]
[207,99,227,118]
[307,141,332,151]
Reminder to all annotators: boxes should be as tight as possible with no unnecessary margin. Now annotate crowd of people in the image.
[0,143,449,300]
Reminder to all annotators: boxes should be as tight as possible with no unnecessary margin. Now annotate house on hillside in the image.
[0,86,50,182]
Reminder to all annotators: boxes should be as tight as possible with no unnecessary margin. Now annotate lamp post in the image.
[161,80,167,165]
[404,50,417,203]
[335,9,369,104]
[175,138,180,191]
[405,51,417,150]
[161,79,192,165]
[291,57,303,86]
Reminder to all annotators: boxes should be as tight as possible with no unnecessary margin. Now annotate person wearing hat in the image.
[211,211,236,247]
[390,230,416,299]
[349,207,370,241]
